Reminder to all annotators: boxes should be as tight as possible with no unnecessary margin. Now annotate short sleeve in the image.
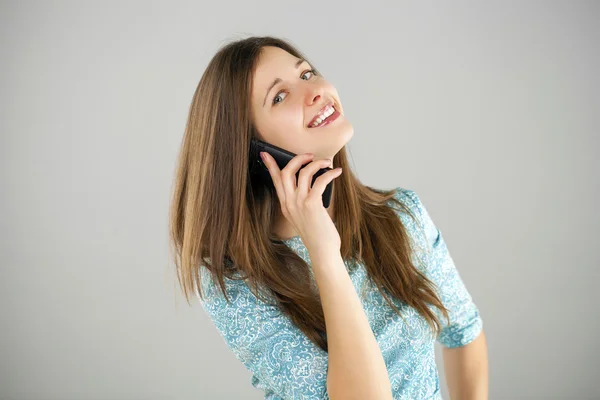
[402,188,484,348]
[196,266,330,399]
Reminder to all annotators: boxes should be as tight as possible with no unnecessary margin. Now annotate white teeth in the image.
[310,106,335,127]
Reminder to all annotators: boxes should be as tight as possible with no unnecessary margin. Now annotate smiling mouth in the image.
[308,102,338,128]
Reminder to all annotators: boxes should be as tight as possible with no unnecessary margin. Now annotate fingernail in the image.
[260,152,266,162]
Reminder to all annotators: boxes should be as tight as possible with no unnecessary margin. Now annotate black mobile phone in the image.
[249,138,334,208]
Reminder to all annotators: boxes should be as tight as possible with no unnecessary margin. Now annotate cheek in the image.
[275,105,304,127]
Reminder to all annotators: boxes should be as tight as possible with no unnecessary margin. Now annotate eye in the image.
[301,69,316,81]
[272,69,317,105]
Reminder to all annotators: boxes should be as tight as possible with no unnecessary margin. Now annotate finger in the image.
[280,153,314,194]
[297,158,332,198]
[307,167,343,202]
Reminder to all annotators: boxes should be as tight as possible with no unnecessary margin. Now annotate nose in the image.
[305,85,323,106]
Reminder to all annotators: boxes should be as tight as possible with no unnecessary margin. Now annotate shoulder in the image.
[385,186,425,229]
[195,260,277,311]
[390,186,421,215]
[385,186,432,266]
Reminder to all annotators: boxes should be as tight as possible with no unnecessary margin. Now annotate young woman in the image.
[169,36,488,400]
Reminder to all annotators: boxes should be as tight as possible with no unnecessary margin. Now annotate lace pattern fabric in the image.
[197,187,483,399]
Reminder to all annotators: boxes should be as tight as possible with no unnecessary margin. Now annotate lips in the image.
[307,101,335,128]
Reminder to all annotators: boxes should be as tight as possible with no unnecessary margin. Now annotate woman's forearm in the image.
[311,251,393,400]
[442,330,489,400]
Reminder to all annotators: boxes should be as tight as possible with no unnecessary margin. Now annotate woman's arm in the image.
[442,329,489,400]
[398,188,487,398]
[311,251,393,400]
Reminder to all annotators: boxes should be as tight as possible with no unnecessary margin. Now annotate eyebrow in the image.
[262,58,307,107]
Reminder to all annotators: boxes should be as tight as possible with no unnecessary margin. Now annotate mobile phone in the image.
[249,138,334,208]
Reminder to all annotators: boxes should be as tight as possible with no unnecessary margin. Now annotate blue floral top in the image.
[196,187,483,399]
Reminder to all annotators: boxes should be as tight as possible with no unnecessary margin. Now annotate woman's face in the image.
[250,46,353,161]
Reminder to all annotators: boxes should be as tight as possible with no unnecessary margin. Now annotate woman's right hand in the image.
[260,151,343,258]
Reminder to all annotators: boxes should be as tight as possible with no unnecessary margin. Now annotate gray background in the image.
[2,1,598,399]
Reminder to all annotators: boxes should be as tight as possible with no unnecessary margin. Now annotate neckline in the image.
[281,235,302,245]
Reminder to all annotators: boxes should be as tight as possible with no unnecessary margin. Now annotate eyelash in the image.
[272,69,317,105]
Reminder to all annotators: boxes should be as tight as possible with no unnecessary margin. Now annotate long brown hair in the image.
[169,35,449,352]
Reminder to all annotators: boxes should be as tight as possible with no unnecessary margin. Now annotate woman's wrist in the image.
[308,248,344,271]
